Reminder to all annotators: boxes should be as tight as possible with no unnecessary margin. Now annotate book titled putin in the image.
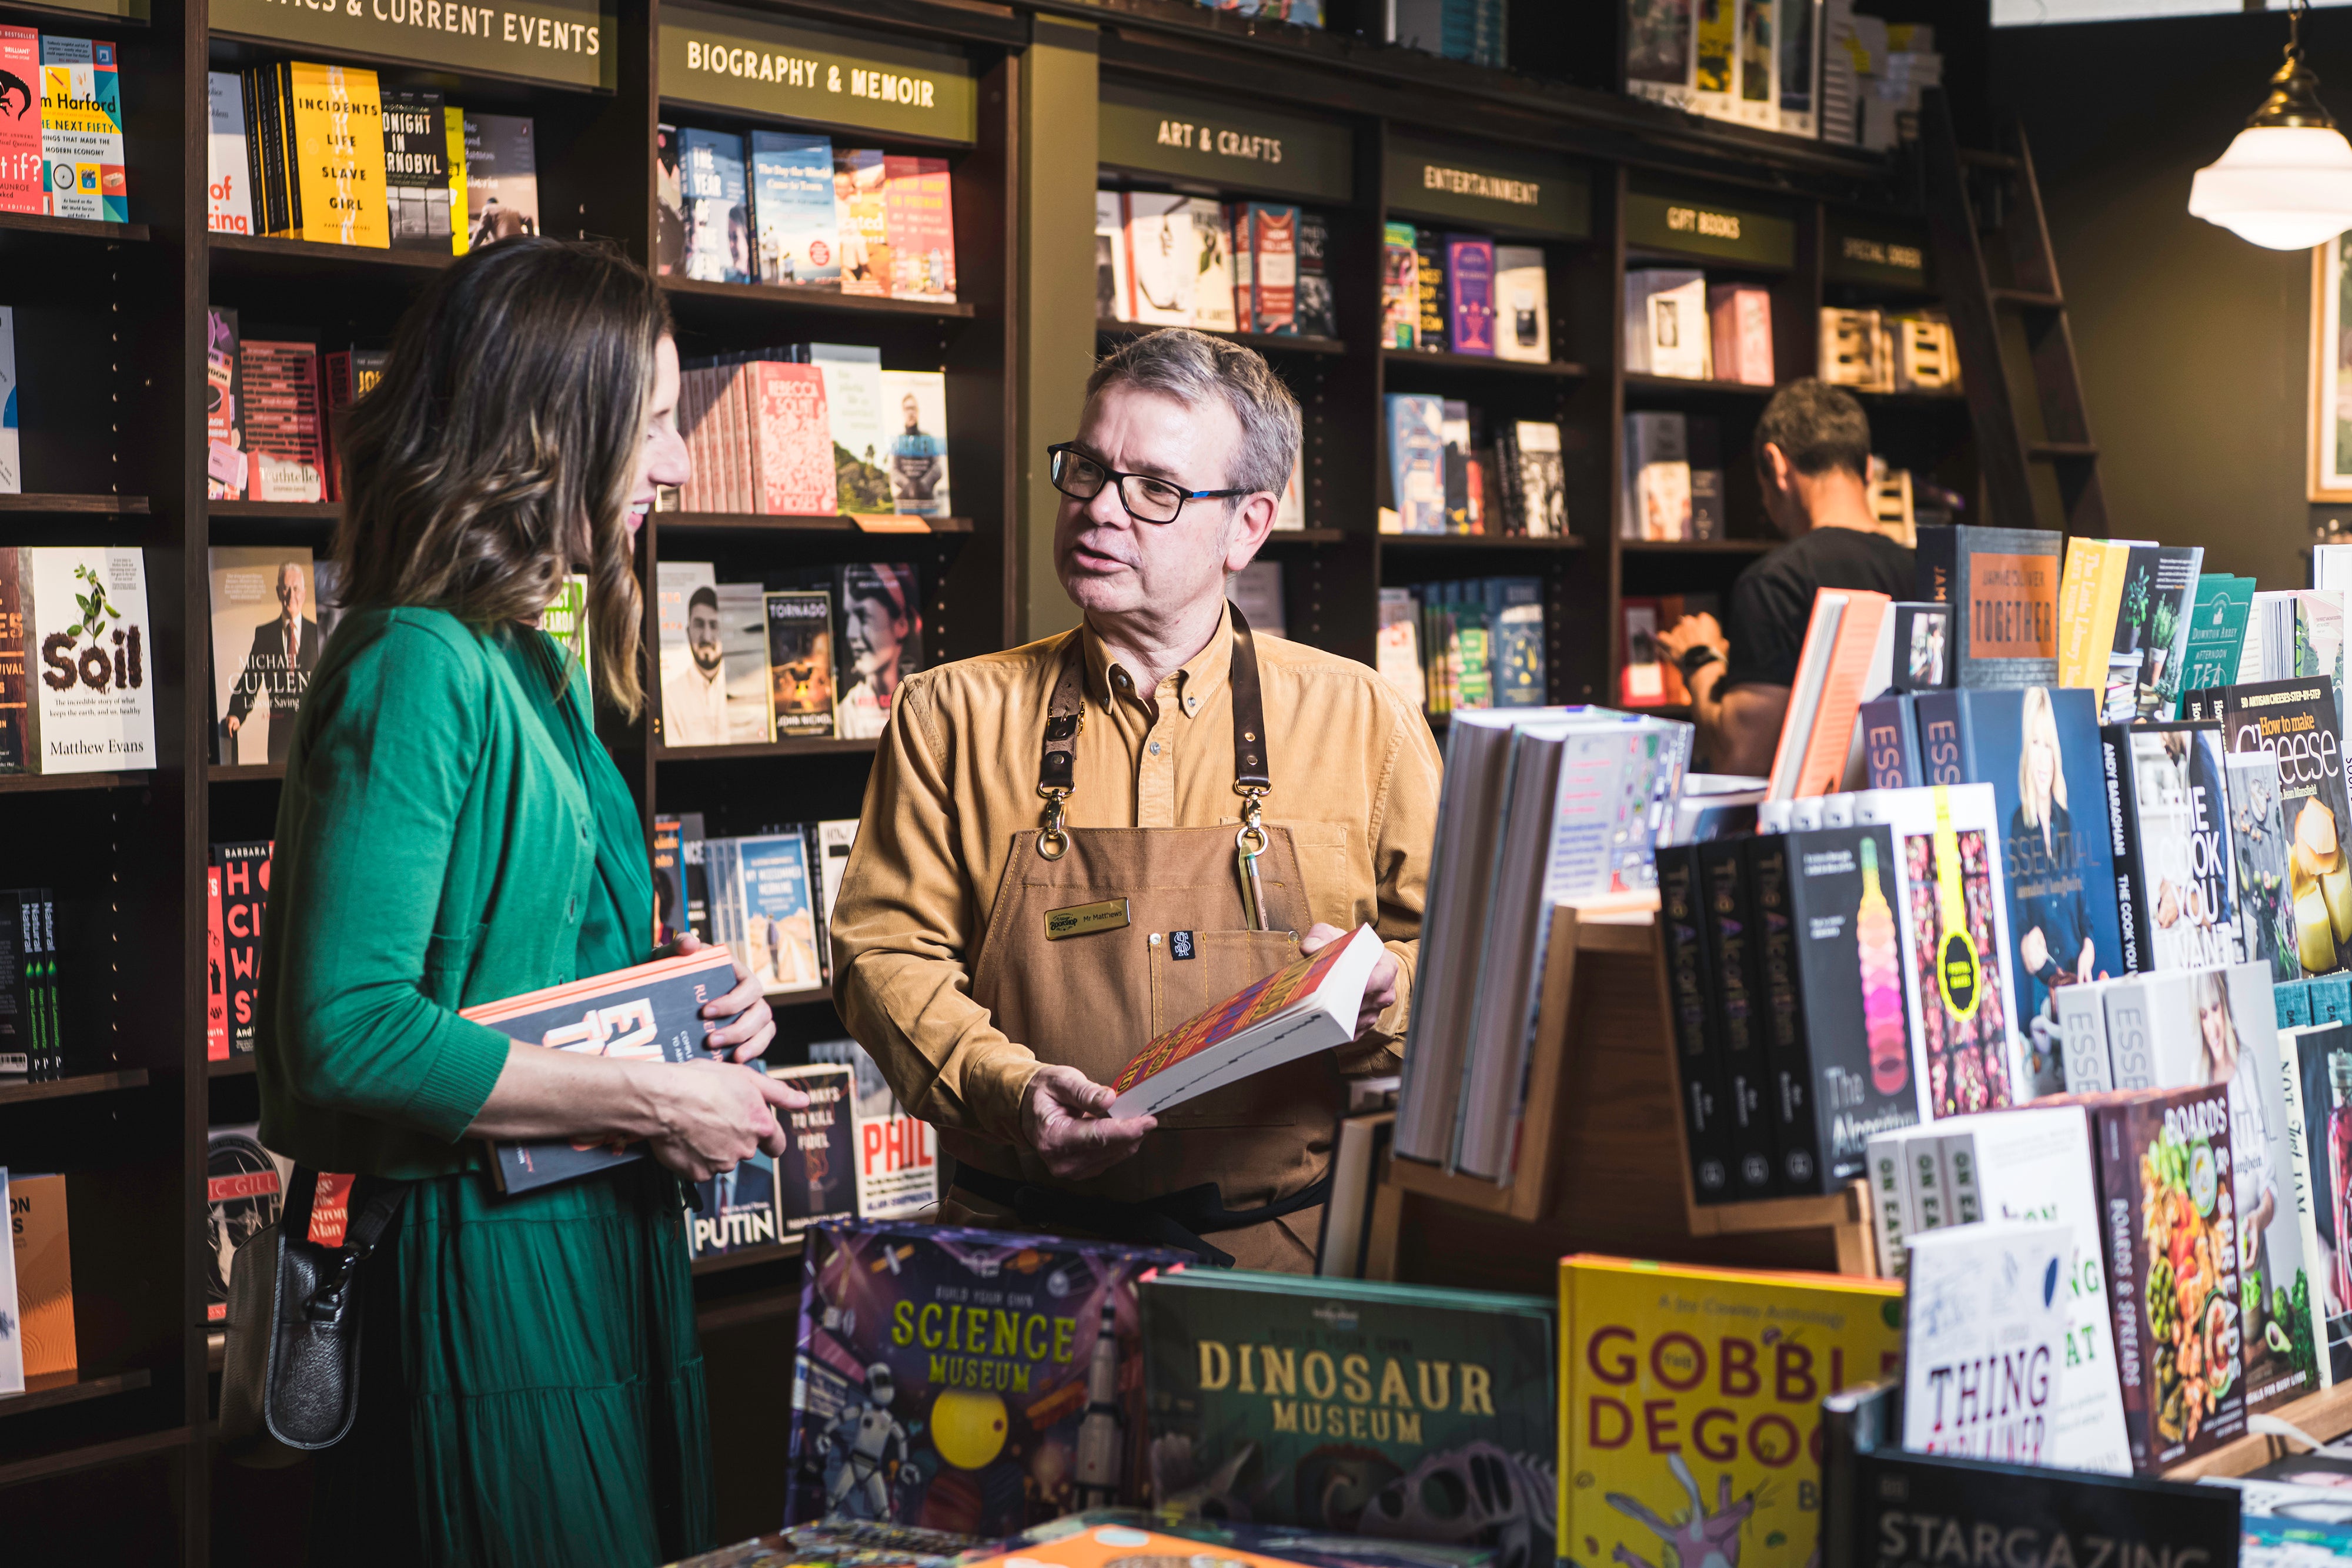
[467,947,740,1195]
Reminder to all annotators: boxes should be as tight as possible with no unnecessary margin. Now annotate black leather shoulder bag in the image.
[218,1169,410,1469]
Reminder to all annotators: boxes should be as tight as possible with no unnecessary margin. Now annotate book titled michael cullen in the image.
[468,947,740,1194]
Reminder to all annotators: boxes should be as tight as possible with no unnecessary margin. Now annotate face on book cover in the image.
[1054,382,1267,625]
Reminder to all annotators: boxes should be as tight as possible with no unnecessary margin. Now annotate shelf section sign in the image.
[1097,79,1352,205]
[661,8,977,145]
[1385,132,1589,240]
[1623,175,1797,268]
[212,0,614,91]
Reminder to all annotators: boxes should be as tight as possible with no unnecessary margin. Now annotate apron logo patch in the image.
[1044,897,1131,940]
[1170,930,1195,960]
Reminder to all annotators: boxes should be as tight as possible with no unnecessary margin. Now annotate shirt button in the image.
[1185,697,1198,712]
[1150,741,1161,755]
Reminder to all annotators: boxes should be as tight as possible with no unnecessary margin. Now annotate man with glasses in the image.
[829,328,1442,1272]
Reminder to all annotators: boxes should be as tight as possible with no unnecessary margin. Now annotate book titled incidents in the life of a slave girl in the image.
[1106,924,1385,1119]
[465,947,741,1195]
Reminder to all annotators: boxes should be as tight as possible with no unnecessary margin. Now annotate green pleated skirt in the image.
[308,1162,717,1568]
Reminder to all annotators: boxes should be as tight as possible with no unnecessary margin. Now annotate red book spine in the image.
[755,363,836,516]
[0,29,41,215]
[206,864,228,1061]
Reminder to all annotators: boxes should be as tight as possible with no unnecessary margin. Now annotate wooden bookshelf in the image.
[0,1070,151,1108]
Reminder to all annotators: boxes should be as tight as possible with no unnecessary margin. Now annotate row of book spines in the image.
[1098,191,1335,339]
[1379,225,1549,359]
[207,842,269,1059]
[687,824,831,994]
[1623,272,1773,384]
[1402,579,1546,714]
[0,29,125,222]
[1381,398,1566,538]
[686,1062,857,1261]
[205,310,376,504]
[1656,839,1833,1206]
[0,891,61,1079]
[669,128,953,300]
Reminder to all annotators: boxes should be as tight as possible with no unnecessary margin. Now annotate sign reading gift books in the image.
[1622,173,1796,269]
[1384,131,1589,241]
[1097,79,1353,205]
[661,7,977,146]
[211,0,614,92]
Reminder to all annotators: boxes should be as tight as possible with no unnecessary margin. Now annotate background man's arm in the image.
[1685,663,1789,779]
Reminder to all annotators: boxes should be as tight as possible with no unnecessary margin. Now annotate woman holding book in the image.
[255,238,804,1568]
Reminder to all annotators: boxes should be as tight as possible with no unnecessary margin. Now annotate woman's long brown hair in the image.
[332,236,669,716]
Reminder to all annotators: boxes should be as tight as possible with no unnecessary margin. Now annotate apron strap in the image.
[1034,602,1274,798]
[951,1164,1332,1269]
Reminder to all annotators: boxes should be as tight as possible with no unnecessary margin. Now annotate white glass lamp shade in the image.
[2189,124,2352,250]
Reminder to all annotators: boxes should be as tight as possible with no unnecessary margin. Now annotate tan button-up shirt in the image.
[831,607,1444,1146]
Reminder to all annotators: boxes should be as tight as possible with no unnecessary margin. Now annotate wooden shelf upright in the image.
[1369,904,1875,1295]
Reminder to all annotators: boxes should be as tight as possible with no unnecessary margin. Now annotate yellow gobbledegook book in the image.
[1560,1255,1903,1568]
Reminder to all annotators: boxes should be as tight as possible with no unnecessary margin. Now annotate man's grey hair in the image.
[1086,327,1302,504]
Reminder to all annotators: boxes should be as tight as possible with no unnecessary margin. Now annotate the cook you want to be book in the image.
[463,947,742,1194]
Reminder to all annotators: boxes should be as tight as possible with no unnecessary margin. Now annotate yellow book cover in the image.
[2054,537,2104,687]
[2081,542,2140,696]
[9,1172,75,1378]
[1559,1255,1902,1568]
[287,61,387,248]
[444,105,469,255]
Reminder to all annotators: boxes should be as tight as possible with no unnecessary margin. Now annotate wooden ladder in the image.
[1920,85,2108,537]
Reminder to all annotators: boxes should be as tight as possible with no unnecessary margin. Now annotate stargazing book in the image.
[467,947,739,1195]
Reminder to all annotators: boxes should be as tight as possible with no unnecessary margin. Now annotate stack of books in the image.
[1380,396,1565,537]
[662,128,955,300]
[1097,192,1337,339]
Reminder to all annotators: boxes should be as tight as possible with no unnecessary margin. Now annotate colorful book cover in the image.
[751,130,840,286]
[813,1037,940,1221]
[209,841,269,1053]
[878,369,951,519]
[1412,229,1447,353]
[1187,198,1236,333]
[1950,686,2127,1071]
[237,339,325,503]
[831,561,922,740]
[1142,1269,1555,1545]
[1443,235,1495,356]
[1559,1255,1903,1568]
[736,831,824,994]
[2112,723,2241,971]
[1782,823,1923,1179]
[786,1221,1184,1533]
[0,305,15,495]
[1381,222,1419,348]
[2177,575,2254,717]
[39,38,125,223]
[766,589,834,738]
[883,155,956,302]
[1913,525,2063,689]
[1900,1221,2073,1463]
[1249,203,1298,334]
[382,88,451,251]
[1486,579,1545,707]
[2218,676,2352,978]
[771,1061,856,1231]
[280,61,385,246]
[689,1147,780,1261]
[1385,396,1445,536]
[465,948,738,1195]
[2227,748,2303,985]
[22,546,154,773]
[208,546,318,767]
[808,343,891,513]
[754,362,838,517]
[1494,245,1549,364]
[0,29,39,215]
[1295,211,1337,338]
[10,1169,74,1377]
[206,70,252,235]
[0,550,31,771]
[2278,1022,2352,1385]
[657,123,684,275]
[835,148,890,295]
[204,1125,290,1328]
[2104,546,2203,722]
[463,112,538,247]
[443,105,469,253]
[2089,1084,2247,1470]
[680,127,751,284]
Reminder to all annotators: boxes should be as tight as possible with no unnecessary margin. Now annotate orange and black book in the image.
[1914,523,2062,689]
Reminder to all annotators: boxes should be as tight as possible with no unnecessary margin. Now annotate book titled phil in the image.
[465,947,740,1194]
[1141,1268,1555,1543]
[1106,924,1383,1119]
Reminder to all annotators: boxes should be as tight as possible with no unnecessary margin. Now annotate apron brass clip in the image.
[1037,785,1071,861]
[1235,786,1270,931]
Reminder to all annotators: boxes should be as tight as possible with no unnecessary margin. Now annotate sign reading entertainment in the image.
[1422,164,1539,208]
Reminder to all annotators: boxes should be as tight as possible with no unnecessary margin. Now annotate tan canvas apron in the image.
[940,607,1345,1271]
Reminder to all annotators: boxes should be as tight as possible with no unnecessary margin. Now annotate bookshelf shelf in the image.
[1622,372,1778,398]
[1381,349,1592,379]
[1620,538,1778,553]
[209,763,285,783]
[205,500,338,521]
[0,1370,154,1423]
[0,1424,190,1492]
[1098,320,1348,357]
[0,1070,152,1106]
[657,512,975,534]
[0,771,147,794]
[0,211,151,245]
[652,738,881,761]
[0,493,152,514]
[2163,1380,2352,1480]
[689,1235,807,1277]
[208,1056,258,1078]
[660,278,978,321]
[1256,528,1352,546]
[1381,533,1588,551]
[208,232,458,277]
[695,1284,803,1334]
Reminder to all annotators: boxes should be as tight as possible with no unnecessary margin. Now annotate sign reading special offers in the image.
[660,7,977,145]
[213,0,613,91]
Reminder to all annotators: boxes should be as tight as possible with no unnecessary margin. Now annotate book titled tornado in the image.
[467,946,739,1195]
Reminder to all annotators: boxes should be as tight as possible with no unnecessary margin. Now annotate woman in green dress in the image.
[255,237,807,1566]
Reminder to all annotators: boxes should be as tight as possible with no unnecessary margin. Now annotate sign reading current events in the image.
[660,7,976,145]
[211,0,613,92]
[1097,79,1352,204]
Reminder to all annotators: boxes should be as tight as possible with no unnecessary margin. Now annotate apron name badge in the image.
[1045,897,1131,940]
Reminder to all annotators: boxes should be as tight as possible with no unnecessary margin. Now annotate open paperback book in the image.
[465,947,739,1194]
[1107,924,1384,1118]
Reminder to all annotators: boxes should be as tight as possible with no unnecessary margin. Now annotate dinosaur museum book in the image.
[1140,1267,1555,1553]
[785,1220,1184,1537]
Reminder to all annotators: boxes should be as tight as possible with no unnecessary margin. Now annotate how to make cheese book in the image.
[1107,923,1384,1119]
[465,947,739,1195]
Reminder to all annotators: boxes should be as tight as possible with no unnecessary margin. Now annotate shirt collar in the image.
[1081,603,1234,713]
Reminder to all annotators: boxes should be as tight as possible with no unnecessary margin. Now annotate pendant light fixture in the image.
[2189,0,2352,251]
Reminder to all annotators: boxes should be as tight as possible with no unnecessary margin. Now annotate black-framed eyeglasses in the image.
[1047,443,1248,524]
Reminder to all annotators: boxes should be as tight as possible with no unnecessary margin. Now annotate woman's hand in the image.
[668,930,777,1064]
[644,1058,808,1182]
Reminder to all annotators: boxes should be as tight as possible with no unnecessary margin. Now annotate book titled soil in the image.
[1141,1267,1554,1546]
[786,1221,1182,1535]
[466,947,739,1195]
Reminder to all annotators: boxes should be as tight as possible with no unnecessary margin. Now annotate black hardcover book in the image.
[2102,720,2239,972]
[1412,229,1448,354]
[1655,844,1730,1203]
[1820,1380,2239,1568]
[0,891,30,1076]
[1698,837,1779,1196]
[770,1061,855,1231]
[2095,727,2145,975]
[677,810,710,940]
[1784,825,1922,1183]
[211,841,271,1057]
[1747,833,1826,1192]
[1890,601,1953,691]
[1295,211,1337,338]
[382,88,452,251]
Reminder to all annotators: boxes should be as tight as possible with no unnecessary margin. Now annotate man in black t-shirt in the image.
[1656,380,1912,776]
